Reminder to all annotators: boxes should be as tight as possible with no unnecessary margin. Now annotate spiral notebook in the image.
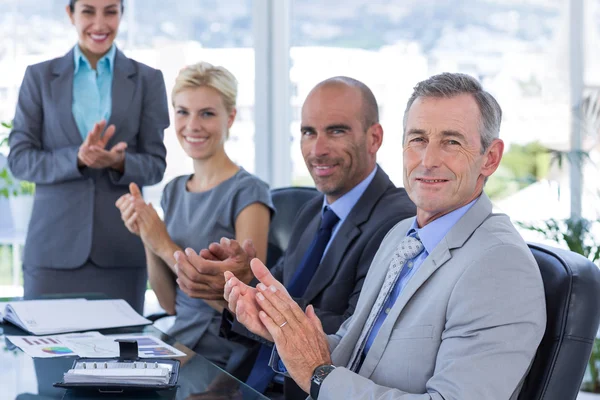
[54,340,180,392]
[63,359,176,385]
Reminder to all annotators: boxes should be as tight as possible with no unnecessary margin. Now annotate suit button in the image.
[385,308,391,314]
[407,261,413,268]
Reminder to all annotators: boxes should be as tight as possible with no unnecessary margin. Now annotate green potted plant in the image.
[518,90,600,397]
[0,121,13,230]
[0,121,36,233]
[0,121,9,148]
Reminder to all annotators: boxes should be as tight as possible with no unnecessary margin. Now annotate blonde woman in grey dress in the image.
[116,62,274,371]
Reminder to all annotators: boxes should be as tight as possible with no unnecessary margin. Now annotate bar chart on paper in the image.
[139,347,180,357]
[22,337,61,346]
[7,332,186,359]
[6,332,103,358]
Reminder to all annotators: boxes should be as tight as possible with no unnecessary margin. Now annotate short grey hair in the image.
[402,73,502,153]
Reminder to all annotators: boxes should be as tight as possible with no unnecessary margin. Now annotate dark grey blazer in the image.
[8,47,169,269]
[226,166,416,399]
[271,167,416,334]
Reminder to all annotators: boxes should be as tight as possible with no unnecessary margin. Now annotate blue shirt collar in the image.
[407,197,479,255]
[321,165,378,222]
[74,44,116,74]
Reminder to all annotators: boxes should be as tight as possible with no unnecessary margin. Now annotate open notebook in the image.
[2,299,151,335]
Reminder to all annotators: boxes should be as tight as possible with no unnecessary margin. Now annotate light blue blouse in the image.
[72,44,116,139]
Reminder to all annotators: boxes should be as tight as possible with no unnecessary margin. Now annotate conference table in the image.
[0,298,269,400]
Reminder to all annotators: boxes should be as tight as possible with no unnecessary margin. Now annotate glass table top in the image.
[0,300,268,400]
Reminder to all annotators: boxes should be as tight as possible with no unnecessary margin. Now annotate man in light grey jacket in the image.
[223,72,546,400]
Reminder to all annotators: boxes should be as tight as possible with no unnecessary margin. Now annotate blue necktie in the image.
[287,207,340,297]
[347,234,424,372]
[246,207,340,392]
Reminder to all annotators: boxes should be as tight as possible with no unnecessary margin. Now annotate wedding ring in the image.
[279,321,288,328]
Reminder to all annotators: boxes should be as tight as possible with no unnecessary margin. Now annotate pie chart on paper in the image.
[41,347,74,355]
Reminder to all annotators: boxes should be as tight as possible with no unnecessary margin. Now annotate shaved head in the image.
[311,76,379,131]
[300,76,383,202]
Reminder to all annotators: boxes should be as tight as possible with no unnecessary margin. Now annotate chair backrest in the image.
[519,243,600,400]
[266,187,320,268]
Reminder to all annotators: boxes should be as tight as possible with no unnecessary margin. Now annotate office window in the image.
[0,0,255,192]
[288,0,595,231]
[121,0,255,203]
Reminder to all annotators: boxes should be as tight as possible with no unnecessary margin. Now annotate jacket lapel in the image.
[108,48,136,138]
[302,167,393,303]
[359,194,495,378]
[331,220,411,367]
[359,243,451,377]
[50,49,81,144]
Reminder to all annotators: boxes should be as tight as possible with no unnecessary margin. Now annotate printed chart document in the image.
[6,332,185,359]
[3,299,151,335]
[6,332,104,358]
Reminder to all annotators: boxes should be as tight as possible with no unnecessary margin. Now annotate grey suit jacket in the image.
[317,194,546,400]
[228,167,416,399]
[8,47,169,269]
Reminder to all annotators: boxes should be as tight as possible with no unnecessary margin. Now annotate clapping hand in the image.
[250,258,331,393]
[227,258,331,392]
[115,182,173,257]
[175,238,256,300]
[135,199,171,255]
[78,120,127,170]
[223,257,289,342]
[115,183,144,235]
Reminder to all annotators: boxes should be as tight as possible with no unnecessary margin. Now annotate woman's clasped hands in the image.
[77,119,127,171]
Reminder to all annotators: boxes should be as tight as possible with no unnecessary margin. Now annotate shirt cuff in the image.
[269,346,291,378]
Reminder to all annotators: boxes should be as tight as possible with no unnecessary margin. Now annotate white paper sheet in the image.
[4,299,151,335]
[6,332,186,359]
[5,331,104,358]
[103,334,186,358]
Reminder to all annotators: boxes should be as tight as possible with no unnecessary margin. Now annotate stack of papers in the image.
[2,299,151,335]
[63,363,172,385]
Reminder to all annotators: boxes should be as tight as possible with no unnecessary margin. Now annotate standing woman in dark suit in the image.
[7,0,169,313]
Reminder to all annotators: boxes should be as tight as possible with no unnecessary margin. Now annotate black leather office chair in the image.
[518,243,600,400]
[266,186,320,268]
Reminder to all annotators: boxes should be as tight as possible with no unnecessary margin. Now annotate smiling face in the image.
[66,0,121,66]
[173,86,236,161]
[403,93,504,227]
[300,83,382,203]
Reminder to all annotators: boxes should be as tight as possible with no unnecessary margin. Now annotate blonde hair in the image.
[171,62,238,112]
